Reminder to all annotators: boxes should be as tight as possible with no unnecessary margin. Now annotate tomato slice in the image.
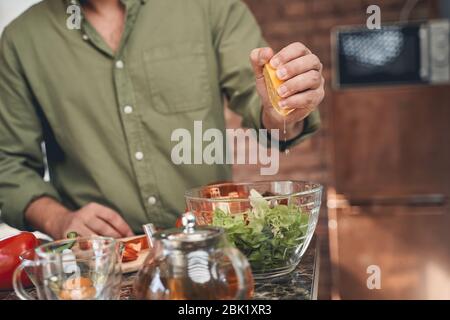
[120,236,149,262]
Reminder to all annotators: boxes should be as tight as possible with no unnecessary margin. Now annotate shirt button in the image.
[147,196,157,205]
[123,105,133,114]
[135,152,144,161]
[115,60,124,69]
[82,34,89,41]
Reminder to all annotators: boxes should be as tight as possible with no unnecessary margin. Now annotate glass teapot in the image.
[133,213,254,300]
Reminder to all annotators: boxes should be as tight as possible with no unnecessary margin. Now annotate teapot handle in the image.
[223,247,253,300]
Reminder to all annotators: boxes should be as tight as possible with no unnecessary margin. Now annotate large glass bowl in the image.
[185,181,322,279]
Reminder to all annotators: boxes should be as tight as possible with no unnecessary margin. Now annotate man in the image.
[0,0,324,239]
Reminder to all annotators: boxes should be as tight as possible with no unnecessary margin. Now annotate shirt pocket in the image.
[143,43,212,114]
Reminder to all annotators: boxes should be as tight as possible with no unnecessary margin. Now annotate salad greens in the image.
[212,189,310,271]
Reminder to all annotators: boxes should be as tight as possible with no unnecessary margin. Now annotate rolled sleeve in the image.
[0,28,61,230]
[211,0,320,149]
[0,169,61,230]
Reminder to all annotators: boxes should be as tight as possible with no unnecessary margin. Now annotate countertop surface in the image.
[0,238,319,300]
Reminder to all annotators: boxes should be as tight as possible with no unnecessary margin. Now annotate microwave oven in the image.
[332,20,450,88]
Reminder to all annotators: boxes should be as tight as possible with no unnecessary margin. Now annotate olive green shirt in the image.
[0,0,320,231]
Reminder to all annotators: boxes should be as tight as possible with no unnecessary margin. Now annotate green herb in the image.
[212,189,310,271]
[47,239,77,254]
[66,231,79,239]
[46,231,79,253]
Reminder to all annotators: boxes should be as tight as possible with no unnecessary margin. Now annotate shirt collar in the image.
[65,0,147,6]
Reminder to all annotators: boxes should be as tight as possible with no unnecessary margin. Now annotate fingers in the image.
[88,218,122,238]
[270,42,311,68]
[72,203,135,238]
[95,206,135,237]
[76,225,98,237]
[267,43,323,105]
[258,41,325,126]
[275,54,322,81]
[277,70,323,99]
[250,47,274,79]
[279,77,325,111]
[61,203,135,239]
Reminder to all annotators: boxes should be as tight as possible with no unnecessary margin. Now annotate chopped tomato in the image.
[120,236,149,263]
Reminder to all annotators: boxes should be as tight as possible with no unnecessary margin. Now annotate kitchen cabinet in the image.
[328,203,449,299]
[328,85,450,299]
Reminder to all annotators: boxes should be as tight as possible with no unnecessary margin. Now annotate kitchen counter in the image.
[0,238,319,300]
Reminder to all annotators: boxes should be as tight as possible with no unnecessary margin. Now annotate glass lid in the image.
[153,212,223,247]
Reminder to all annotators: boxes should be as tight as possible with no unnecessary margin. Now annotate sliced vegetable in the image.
[263,64,295,116]
[48,240,76,254]
[0,232,39,290]
[59,276,96,300]
[120,236,149,263]
[66,232,79,239]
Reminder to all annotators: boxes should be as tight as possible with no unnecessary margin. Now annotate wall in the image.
[0,0,41,35]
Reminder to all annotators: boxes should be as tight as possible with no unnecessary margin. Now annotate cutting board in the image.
[119,235,150,274]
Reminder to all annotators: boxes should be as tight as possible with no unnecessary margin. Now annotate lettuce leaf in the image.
[212,189,310,271]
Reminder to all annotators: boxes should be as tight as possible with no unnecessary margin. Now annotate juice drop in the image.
[283,118,289,155]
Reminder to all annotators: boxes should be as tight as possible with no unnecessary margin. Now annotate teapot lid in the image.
[153,212,224,249]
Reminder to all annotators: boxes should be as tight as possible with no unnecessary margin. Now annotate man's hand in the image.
[25,197,134,239]
[250,42,325,139]
[59,203,134,239]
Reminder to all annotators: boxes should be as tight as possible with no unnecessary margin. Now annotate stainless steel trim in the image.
[419,25,430,80]
[429,19,450,83]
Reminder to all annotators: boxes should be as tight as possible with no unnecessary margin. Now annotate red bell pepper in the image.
[0,232,39,290]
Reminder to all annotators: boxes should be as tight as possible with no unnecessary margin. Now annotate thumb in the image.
[250,47,274,79]
[250,47,274,108]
